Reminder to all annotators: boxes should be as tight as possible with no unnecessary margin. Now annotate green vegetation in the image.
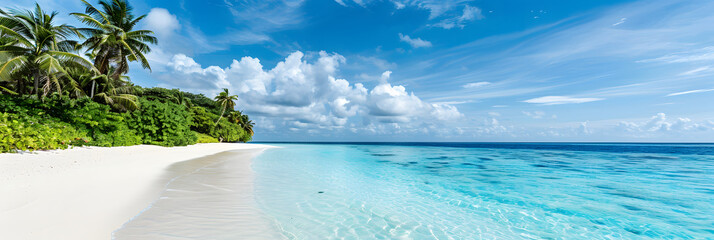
[0,1,255,153]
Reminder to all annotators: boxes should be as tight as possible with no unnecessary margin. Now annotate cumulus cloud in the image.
[523,96,604,105]
[158,51,462,135]
[367,72,463,123]
[399,33,432,48]
[617,113,713,133]
[161,54,230,94]
[145,8,180,37]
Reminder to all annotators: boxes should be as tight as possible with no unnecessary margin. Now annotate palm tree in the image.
[72,0,156,80]
[171,91,192,108]
[228,111,242,124]
[214,88,238,126]
[92,73,138,111]
[240,114,254,136]
[0,4,93,98]
[227,111,254,137]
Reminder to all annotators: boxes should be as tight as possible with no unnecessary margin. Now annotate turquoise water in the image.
[252,143,714,239]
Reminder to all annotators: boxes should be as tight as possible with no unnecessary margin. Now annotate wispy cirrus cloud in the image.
[612,17,627,26]
[666,88,714,97]
[432,5,484,29]
[462,82,490,88]
[223,0,305,32]
[523,96,604,105]
[334,0,484,28]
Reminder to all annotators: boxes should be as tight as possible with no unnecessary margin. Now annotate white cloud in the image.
[223,0,304,32]
[579,122,592,134]
[617,113,713,133]
[145,8,180,37]
[158,51,461,134]
[523,111,546,119]
[380,71,392,82]
[356,56,397,70]
[367,72,462,122]
[333,0,366,7]
[523,96,604,105]
[460,5,484,21]
[462,81,490,88]
[612,17,627,26]
[399,33,432,48]
[393,1,405,9]
[334,0,347,6]
[332,1,484,29]
[679,66,712,76]
[433,5,484,29]
[161,54,230,94]
[639,46,714,64]
[666,88,714,97]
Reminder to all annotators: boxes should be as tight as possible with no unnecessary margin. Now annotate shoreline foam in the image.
[0,143,274,240]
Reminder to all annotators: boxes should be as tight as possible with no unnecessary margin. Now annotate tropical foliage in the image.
[0,1,255,153]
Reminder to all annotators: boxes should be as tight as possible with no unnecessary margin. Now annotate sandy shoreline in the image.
[0,143,275,240]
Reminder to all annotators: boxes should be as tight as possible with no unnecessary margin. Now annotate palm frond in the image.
[0,55,27,81]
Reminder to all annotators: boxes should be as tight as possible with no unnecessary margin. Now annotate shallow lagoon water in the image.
[252,143,714,239]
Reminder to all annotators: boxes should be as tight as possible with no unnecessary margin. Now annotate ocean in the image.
[252,143,714,239]
[114,143,714,239]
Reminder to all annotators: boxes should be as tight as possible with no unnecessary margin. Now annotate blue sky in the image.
[9,0,714,142]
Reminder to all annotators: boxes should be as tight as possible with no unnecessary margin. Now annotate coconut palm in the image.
[171,91,192,108]
[0,4,93,98]
[92,73,138,111]
[214,88,238,126]
[240,114,254,136]
[227,111,254,137]
[227,111,242,124]
[71,0,156,80]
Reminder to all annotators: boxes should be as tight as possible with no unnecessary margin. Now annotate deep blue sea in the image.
[252,143,714,239]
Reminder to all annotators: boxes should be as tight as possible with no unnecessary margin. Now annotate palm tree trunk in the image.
[33,70,40,98]
[17,78,23,95]
[91,80,96,98]
[215,104,227,126]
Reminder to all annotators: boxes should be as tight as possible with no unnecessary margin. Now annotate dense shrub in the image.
[127,98,197,147]
[0,113,88,153]
[0,87,252,152]
[64,99,141,146]
[189,106,216,134]
[0,95,143,147]
[195,132,219,143]
[213,118,247,142]
[189,106,249,142]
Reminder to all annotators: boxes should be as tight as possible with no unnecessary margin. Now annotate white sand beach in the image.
[0,143,276,240]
